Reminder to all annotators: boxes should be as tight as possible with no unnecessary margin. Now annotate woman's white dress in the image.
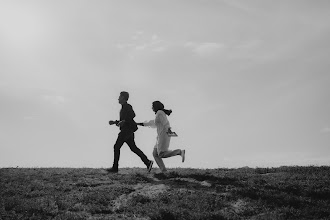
[143,110,171,154]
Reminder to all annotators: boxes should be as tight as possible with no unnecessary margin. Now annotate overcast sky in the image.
[1,0,330,168]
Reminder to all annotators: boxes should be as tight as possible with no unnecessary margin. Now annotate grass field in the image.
[1,166,330,220]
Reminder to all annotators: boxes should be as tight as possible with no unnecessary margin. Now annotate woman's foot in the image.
[181,150,185,162]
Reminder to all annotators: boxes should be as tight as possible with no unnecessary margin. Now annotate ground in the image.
[1,166,330,219]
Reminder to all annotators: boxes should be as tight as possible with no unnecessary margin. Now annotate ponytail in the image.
[152,101,172,116]
[163,109,172,116]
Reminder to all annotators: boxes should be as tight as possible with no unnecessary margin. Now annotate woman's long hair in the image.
[152,101,172,116]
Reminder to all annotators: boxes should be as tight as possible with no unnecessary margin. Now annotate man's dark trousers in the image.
[113,130,149,169]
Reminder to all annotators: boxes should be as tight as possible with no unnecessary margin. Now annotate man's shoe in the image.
[106,167,118,173]
[147,161,154,173]
[181,150,185,163]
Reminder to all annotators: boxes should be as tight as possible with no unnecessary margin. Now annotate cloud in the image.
[116,32,168,53]
[131,30,144,40]
[321,126,330,134]
[23,116,36,120]
[152,46,166,52]
[116,43,134,49]
[184,42,224,56]
[135,44,147,50]
[222,0,256,12]
[42,95,66,105]
[235,40,261,50]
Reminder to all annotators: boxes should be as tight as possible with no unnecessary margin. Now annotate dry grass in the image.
[1,166,330,219]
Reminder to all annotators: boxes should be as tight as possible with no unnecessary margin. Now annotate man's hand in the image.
[109,120,118,125]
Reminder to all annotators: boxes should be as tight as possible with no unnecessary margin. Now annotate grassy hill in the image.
[1,166,330,220]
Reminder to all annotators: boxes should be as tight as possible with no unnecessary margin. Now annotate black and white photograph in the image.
[1,0,330,219]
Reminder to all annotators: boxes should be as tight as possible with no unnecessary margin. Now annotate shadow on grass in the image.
[154,171,242,187]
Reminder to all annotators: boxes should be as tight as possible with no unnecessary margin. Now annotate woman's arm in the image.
[142,120,156,128]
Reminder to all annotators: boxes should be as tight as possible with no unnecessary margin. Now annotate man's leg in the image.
[112,132,126,170]
[153,148,167,172]
[126,133,151,167]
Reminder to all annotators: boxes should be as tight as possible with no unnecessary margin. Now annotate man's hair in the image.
[120,91,129,101]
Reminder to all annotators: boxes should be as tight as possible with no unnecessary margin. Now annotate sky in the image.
[1,0,330,169]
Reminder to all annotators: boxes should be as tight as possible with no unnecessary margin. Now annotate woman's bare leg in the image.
[159,149,182,158]
[153,148,167,172]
